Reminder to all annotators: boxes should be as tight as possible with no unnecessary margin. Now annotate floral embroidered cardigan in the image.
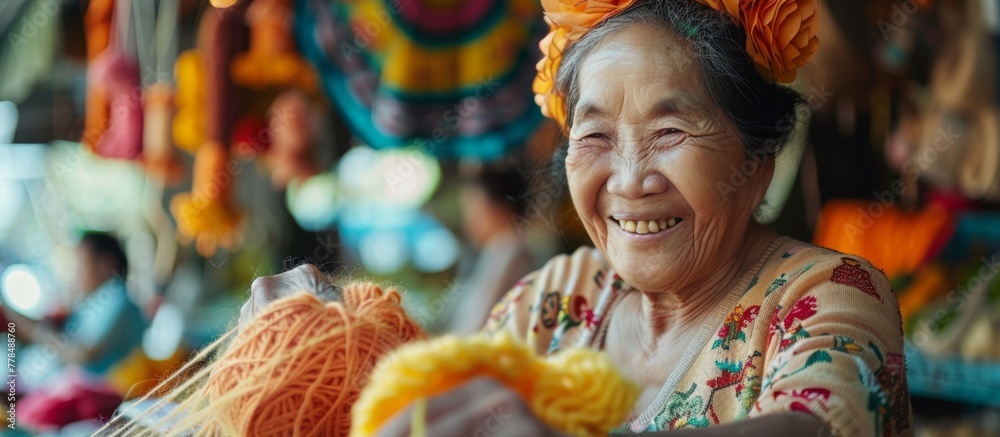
[483,237,913,436]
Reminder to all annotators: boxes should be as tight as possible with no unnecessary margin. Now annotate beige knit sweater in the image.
[484,236,914,436]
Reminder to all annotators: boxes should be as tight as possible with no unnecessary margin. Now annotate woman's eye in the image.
[656,129,688,144]
[583,133,608,140]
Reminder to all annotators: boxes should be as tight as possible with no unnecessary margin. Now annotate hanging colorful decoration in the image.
[142,82,185,184]
[81,0,146,160]
[202,4,248,152]
[140,0,185,183]
[85,51,144,160]
[84,0,115,60]
[231,0,318,91]
[172,4,248,155]
[265,90,319,188]
[292,0,545,159]
[169,4,250,257]
[230,114,271,160]
[82,0,115,150]
[957,107,1000,200]
[172,50,207,153]
[170,142,244,258]
[814,200,955,280]
[917,0,1000,199]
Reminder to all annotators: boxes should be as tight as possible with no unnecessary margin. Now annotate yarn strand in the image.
[106,281,638,437]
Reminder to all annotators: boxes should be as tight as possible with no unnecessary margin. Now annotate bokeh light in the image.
[286,171,341,231]
[359,231,408,275]
[143,303,185,361]
[1,264,44,319]
[412,227,459,273]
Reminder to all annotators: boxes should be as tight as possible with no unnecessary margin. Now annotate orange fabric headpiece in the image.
[533,0,820,129]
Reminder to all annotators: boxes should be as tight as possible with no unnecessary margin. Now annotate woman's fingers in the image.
[377,378,553,437]
[289,264,342,302]
[425,379,526,436]
[376,379,497,437]
[238,264,341,329]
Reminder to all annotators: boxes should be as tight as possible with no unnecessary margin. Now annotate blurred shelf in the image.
[905,341,1000,408]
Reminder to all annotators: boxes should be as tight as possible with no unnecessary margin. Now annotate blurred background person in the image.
[442,164,537,334]
[2,232,144,431]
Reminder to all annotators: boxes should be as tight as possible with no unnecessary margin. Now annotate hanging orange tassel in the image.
[170,142,243,257]
[142,82,185,184]
[230,0,317,91]
[172,50,208,153]
[82,0,115,148]
[169,4,249,257]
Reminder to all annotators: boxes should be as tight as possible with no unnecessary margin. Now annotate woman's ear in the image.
[752,154,777,208]
[754,114,810,224]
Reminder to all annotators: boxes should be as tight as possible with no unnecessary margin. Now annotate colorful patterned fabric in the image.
[294,0,545,159]
[484,237,914,436]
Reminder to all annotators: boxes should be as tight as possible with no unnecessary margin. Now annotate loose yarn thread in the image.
[106,281,637,437]
[104,281,425,436]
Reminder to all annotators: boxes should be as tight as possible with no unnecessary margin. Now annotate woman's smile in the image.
[609,215,684,240]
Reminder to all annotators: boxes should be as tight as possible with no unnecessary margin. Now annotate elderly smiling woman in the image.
[244,0,912,435]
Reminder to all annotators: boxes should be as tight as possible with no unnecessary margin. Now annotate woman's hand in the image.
[238,264,341,329]
[376,377,566,437]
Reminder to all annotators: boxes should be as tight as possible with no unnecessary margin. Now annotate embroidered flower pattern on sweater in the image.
[538,291,561,329]
[776,296,818,351]
[560,295,596,329]
[485,244,912,436]
[713,305,760,350]
[831,257,883,302]
[765,273,788,297]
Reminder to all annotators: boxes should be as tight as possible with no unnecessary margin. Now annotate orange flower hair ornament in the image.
[534,0,820,129]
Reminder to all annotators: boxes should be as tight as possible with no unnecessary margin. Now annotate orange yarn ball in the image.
[200,283,425,436]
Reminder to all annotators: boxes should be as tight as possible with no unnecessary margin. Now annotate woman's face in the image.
[565,25,773,293]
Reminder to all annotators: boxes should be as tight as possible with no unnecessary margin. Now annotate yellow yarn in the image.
[351,333,640,437]
[102,282,638,436]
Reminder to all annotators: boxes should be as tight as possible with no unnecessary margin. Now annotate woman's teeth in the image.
[617,218,681,234]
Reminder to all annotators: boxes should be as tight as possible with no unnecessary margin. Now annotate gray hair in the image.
[553,0,804,160]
